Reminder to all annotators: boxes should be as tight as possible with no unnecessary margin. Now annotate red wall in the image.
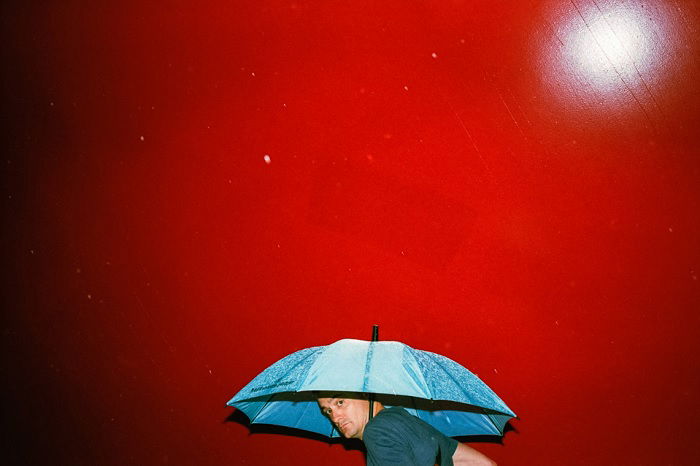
[4,1,699,464]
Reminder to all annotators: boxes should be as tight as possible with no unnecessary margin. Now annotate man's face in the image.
[317,395,369,440]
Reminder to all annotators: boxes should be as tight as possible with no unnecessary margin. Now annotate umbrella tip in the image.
[371,325,379,342]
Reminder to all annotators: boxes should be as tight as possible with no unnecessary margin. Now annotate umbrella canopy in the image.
[228,338,515,438]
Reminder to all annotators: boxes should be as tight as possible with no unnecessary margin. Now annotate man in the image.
[317,393,497,466]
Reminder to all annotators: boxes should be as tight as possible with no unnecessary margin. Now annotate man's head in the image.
[316,393,383,440]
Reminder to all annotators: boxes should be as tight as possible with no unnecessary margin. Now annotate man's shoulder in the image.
[363,409,416,465]
[375,406,413,420]
[369,407,413,427]
[365,407,422,438]
[363,408,417,454]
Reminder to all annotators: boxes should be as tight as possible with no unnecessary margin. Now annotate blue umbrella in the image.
[228,336,515,438]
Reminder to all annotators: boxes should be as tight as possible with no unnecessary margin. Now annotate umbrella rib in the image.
[277,345,324,393]
[247,347,325,423]
[296,345,327,389]
[362,341,376,392]
[480,407,502,435]
[426,356,504,435]
[426,354,463,399]
[427,353,504,416]
[248,394,274,424]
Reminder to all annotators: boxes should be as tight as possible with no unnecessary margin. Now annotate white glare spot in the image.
[431,52,438,59]
[263,154,271,164]
[551,2,668,96]
[403,85,409,91]
[139,136,145,141]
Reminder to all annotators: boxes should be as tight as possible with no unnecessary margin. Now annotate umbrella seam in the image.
[424,354,504,435]
[248,347,325,422]
[401,344,431,398]
[427,351,479,402]
[425,351,508,428]
[296,345,328,390]
[362,341,375,392]
[233,346,324,402]
[248,395,274,424]
[480,407,502,435]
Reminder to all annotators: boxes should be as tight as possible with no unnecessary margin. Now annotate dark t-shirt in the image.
[363,407,458,466]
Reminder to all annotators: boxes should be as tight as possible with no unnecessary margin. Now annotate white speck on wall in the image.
[139,136,145,141]
[251,72,256,77]
[264,154,271,164]
[431,52,437,59]
[403,85,409,91]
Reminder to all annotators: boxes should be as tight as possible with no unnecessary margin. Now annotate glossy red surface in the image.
[4,1,699,464]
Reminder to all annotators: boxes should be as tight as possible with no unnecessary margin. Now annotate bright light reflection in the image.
[570,13,647,75]
[553,2,668,96]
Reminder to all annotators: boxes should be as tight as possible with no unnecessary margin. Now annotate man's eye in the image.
[337,400,344,406]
